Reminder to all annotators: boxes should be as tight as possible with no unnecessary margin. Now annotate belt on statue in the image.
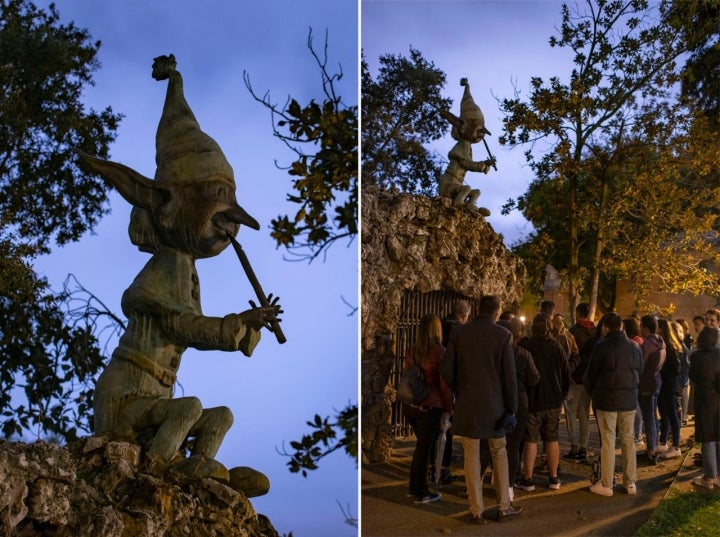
[114,346,177,388]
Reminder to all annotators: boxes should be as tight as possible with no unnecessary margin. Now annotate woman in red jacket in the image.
[403,313,454,503]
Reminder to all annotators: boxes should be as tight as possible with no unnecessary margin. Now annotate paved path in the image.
[362,415,701,536]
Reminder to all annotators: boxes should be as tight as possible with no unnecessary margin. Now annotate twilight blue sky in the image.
[362,0,576,247]
[32,1,358,536]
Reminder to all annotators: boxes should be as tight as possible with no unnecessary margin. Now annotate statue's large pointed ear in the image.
[439,109,463,131]
[79,150,170,213]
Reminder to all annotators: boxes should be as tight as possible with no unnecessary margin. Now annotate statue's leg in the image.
[138,396,203,460]
[454,185,472,205]
[188,406,234,459]
[467,189,481,205]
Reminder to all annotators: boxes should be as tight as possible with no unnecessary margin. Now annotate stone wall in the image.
[0,438,277,537]
[361,185,525,463]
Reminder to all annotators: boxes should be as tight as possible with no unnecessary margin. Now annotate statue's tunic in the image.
[94,247,260,438]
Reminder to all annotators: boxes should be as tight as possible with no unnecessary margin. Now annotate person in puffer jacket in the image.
[584,312,643,496]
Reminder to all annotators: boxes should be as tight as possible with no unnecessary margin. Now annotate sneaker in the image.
[625,482,637,495]
[656,443,669,453]
[414,492,441,504]
[516,477,535,492]
[644,452,659,465]
[496,504,524,521]
[563,447,579,460]
[692,476,716,490]
[576,448,587,460]
[549,476,561,490]
[659,447,682,459]
[589,481,613,497]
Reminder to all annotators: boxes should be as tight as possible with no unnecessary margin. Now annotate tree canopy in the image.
[500,0,720,319]
[361,47,451,195]
[246,30,358,476]
[0,0,121,440]
[245,29,357,263]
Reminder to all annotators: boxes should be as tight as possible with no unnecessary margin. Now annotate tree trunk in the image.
[589,176,610,321]
[568,172,579,324]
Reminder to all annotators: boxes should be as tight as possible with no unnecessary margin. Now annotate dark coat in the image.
[583,330,643,412]
[441,315,462,348]
[569,321,596,384]
[520,336,569,412]
[689,347,720,442]
[515,344,540,413]
[660,344,681,393]
[639,334,666,395]
[442,315,517,439]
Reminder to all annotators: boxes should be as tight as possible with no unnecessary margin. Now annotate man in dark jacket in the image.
[442,295,522,521]
[584,312,643,496]
[639,315,666,463]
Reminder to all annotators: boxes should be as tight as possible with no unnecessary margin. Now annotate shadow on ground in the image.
[362,415,700,536]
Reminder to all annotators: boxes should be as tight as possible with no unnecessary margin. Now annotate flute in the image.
[227,234,287,344]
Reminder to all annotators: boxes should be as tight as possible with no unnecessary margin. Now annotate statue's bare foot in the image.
[171,454,230,482]
[229,466,270,497]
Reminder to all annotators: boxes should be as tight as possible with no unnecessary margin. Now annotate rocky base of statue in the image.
[0,438,278,537]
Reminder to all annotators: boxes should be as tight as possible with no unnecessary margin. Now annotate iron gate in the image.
[391,289,478,437]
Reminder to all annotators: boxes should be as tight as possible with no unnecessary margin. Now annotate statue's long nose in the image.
[226,204,260,231]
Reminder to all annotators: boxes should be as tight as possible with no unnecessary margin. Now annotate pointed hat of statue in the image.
[459,78,491,135]
[152,54,235,186]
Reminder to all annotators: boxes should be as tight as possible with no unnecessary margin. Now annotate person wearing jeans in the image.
[403,314,454,503]
[638,393,659,457]
[564,384,591,459]
[639,315,667,462]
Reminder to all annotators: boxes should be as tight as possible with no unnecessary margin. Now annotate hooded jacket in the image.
[519,336,569,412]
[639,334,666,395]
[569,320,596,384]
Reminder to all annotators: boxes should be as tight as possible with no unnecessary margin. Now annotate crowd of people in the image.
[400,296,720,522]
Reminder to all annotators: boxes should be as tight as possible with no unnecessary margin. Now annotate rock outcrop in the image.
[0,438,278,537]
[361,186,525,463]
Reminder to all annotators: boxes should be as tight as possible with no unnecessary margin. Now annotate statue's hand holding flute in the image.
[228,234,287,344]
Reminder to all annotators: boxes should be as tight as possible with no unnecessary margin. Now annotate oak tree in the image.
[500,0,720,319]
[361,47,451,195]
[0,0,121,440]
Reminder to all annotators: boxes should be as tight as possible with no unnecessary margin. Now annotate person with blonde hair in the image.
[403,313,453,503]
[656,319,683,459]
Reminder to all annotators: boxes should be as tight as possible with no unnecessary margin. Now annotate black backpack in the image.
[397,358,431,405]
